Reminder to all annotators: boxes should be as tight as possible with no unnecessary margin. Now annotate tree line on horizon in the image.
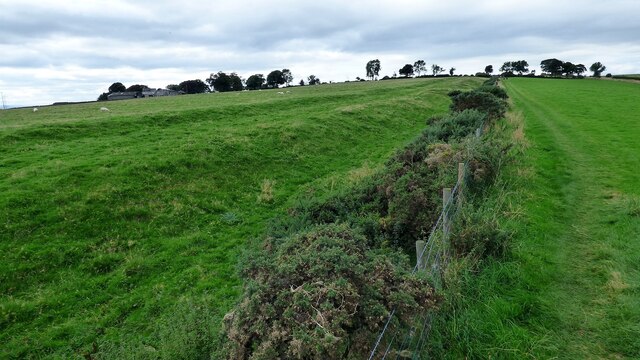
[97,59,609,101]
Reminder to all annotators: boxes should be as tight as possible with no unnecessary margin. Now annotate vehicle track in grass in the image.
[505,78,640,359]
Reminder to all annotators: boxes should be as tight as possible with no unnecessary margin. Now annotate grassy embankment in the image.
[427,78,640,358]
[0,77,481,358]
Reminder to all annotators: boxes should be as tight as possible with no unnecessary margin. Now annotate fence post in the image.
[415,240,426,270]
[457,162,465,210]
[443,188,452,234]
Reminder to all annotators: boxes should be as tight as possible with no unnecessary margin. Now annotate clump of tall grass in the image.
[257,178,276,203]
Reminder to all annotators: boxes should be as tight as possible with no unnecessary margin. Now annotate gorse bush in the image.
[224,224,437,359]
[424,110,487,143]
[449,90,507,120]
[477,85,508,99]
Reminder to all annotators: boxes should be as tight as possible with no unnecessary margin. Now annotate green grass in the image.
[427,78,640,358]
[0,78,481,358]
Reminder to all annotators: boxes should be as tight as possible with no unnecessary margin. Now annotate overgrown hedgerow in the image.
[224,81,509,359]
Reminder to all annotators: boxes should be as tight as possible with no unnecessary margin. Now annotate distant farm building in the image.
[107,88,183,101]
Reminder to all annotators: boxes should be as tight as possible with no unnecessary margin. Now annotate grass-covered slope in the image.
[0,78,480,358]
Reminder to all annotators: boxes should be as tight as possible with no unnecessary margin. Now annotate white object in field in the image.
[33,107,38,112]
[100,107,110,111]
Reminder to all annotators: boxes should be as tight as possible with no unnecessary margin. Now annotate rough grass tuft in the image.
[257,179,276,203]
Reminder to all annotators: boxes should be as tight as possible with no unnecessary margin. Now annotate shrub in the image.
[449,91,507,120]
[424,110,487,143]
[224,224,437,359]
[477,85,508,99]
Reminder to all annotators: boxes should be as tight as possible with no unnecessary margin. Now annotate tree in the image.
[166,84,181,91]
[307,75,320,85]
[540,58,564,76]
[299,79,305,86]
[561,62,577,77]
[267,70,285,88]
[230,73,244,91]
[413,60,426,76]
[178,79,209,94]
[97,92,109,101]
[366,59,381,80]
[499,61,513,74]
[282,69,293,86]
[574,64,587,76]
[246,74,265,90]
[485,65,493,74]
[207,71,232,92]
[590,62,606,77]
[399,64,414,77]
[126,84,148,92]
[512,60,529,75]
[108,82,126,93]
[431,64,444,76]
[449,67,456,76]
[500,60,529,76]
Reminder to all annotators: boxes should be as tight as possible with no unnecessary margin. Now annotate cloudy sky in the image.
[1,0,639,107]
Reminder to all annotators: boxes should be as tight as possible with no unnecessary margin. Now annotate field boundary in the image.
[368,124,484,359]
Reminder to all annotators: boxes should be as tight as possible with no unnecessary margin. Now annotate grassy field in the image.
[428,78,640,358]
[0,77,481,358]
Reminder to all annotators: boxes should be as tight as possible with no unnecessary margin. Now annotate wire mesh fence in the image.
[367,125,483,360]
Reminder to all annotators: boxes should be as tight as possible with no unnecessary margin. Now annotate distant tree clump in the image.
[399,64,414,77]
[540,58,564,76]
[267,70,285,88]
[431,64,444,76]
[307,75,321,85]
[207,72,232,92]
[230,73,244,91]
[126,84,149,92]
[366,59,381,80]
[590,62,607,77]
[282,69,293,87]
[166,84,181,91]
[540,59,587,77]
[108,82,126,93]
[449,67,456,76]
[97,93,109,101]
[500,60,529,76]
[299,79,305,86]
[484,65,493,75]
[246,74,265,90]
[414,60,427,76]
[178,79,209,94]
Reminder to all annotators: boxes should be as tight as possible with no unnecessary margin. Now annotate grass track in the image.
[0,78,480,358]
[503,78,640,358]
[425,78,640,359]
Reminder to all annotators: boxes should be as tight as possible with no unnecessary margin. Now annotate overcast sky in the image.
[1,0,639,107]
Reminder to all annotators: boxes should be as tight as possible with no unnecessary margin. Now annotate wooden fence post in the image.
[443,187,452,240]
[415,240,426,270]
[457,162,465,210]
